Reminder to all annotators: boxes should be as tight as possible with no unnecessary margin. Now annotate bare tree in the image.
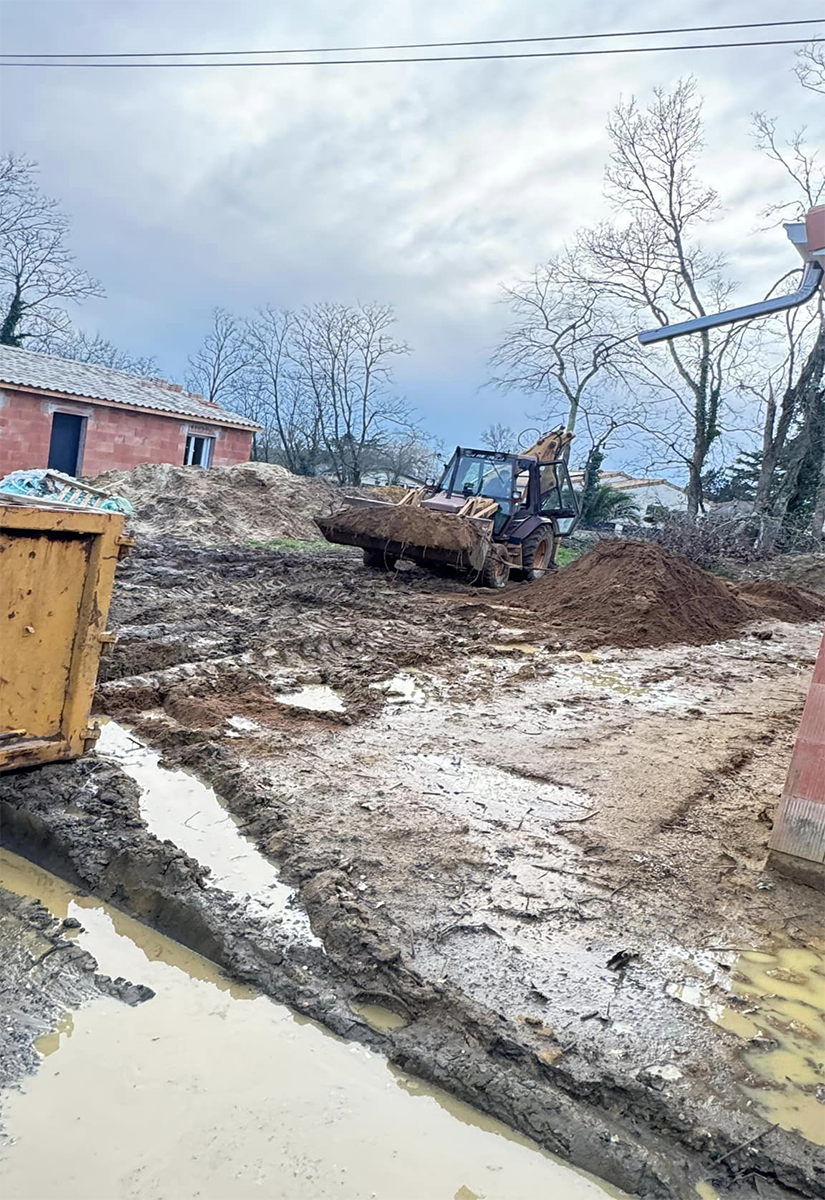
[490,257,626,435]
[39,328,157,375]
[187,300,417,479]
[796,42,825,95]
[0,153,102,346]
[370,434,443,484]
[288,302,413,486]
[244,307,324,473]
[572,79,748,517]
[187,308,250,405]
[753,113,824,222]
[479,423,516,452]
[748,109,825,543]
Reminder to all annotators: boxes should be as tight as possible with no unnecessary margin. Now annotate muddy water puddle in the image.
[349,1002,409,1032]
[670,945,825,1144]
[0,850,622,1200]
[96,721,317,944]
[276,683,347,713]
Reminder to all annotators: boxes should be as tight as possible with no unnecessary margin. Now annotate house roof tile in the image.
[0,345,258,429]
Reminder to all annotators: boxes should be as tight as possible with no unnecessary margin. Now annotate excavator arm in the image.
[520,427,574,463]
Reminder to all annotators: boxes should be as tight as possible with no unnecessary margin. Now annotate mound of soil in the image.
[88,462,342,547]
[317,504,487,560]
[735,580,825,623]
[513,540,823,649]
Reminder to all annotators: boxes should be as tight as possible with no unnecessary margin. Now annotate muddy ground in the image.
[2,542,824,1198]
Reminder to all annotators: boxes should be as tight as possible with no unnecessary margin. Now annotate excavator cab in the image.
[424,450,524,516]
[425,448,578,527]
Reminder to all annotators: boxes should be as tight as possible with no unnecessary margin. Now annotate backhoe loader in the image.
[316,427,579,588]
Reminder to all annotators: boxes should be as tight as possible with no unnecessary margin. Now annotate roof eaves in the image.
[0,378,260,430]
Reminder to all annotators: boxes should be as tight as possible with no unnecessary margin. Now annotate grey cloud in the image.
[0,0,821,447]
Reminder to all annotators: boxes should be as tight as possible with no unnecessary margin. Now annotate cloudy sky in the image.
[1,0,822,457]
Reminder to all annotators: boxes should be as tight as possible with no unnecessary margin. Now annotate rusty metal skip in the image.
[0,504,133,772]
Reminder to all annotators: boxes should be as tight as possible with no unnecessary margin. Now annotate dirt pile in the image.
[514,540,824,649]
[316,504,488,563]
[735,579,825,623]
[89,462,342,547]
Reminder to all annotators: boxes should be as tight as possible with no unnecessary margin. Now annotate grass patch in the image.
[556,544,584,567]
[246,537,338,552]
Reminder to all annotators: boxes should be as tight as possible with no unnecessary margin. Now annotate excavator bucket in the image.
[315,500,493,571]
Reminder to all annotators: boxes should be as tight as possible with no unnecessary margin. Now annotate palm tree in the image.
[578,484,640,526]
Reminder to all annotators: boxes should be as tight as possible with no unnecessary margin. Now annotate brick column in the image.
[769,626,825,890]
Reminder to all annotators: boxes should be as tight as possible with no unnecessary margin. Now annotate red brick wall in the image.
[213,426,255,466]
[0,388,254,476]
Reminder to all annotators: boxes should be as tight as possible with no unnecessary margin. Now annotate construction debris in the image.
[0,468,133,513]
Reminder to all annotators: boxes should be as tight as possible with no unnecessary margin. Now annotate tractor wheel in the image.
[363,549,398,571]
[518,530,555,582]
[478,549,511,589]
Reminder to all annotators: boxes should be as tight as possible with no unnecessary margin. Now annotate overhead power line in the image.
[2,17,823,59]
[1,36,822,68]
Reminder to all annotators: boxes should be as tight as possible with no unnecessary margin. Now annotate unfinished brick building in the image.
[0,345,257,477]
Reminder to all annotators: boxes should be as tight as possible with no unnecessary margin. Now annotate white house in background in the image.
[358,471,427,488]
[568,470,689,515]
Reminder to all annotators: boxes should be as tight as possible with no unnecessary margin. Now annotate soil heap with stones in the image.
[513,539,824,649]
[89,462,343,548]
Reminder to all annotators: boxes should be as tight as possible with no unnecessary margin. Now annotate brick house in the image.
[0,345,257,477]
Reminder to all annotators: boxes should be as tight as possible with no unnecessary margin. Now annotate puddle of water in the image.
[225,714,262,736]
[369,672,426,705]
[492,643,543,655]
[667,984,761,1042]
[694,1182,721,1200]
[0,848,252,998]
[34,1011,74,1058]
[669,945,825,1144]
[276,684,346,713]
[0,849,624,1200]
[571,669,646,697]
[350,1002,409,1032]
[95,722,316,943]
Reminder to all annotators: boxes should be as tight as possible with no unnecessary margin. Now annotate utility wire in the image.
[2,17,823,58]
[1,36,822,68]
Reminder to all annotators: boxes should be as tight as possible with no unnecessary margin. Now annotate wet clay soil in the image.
[3,542,825,1198]
[95,547,825,1192]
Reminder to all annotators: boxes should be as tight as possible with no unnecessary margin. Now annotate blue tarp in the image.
[0,469,134,514]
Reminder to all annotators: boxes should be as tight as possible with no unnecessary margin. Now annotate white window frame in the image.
[184,433,215,467]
